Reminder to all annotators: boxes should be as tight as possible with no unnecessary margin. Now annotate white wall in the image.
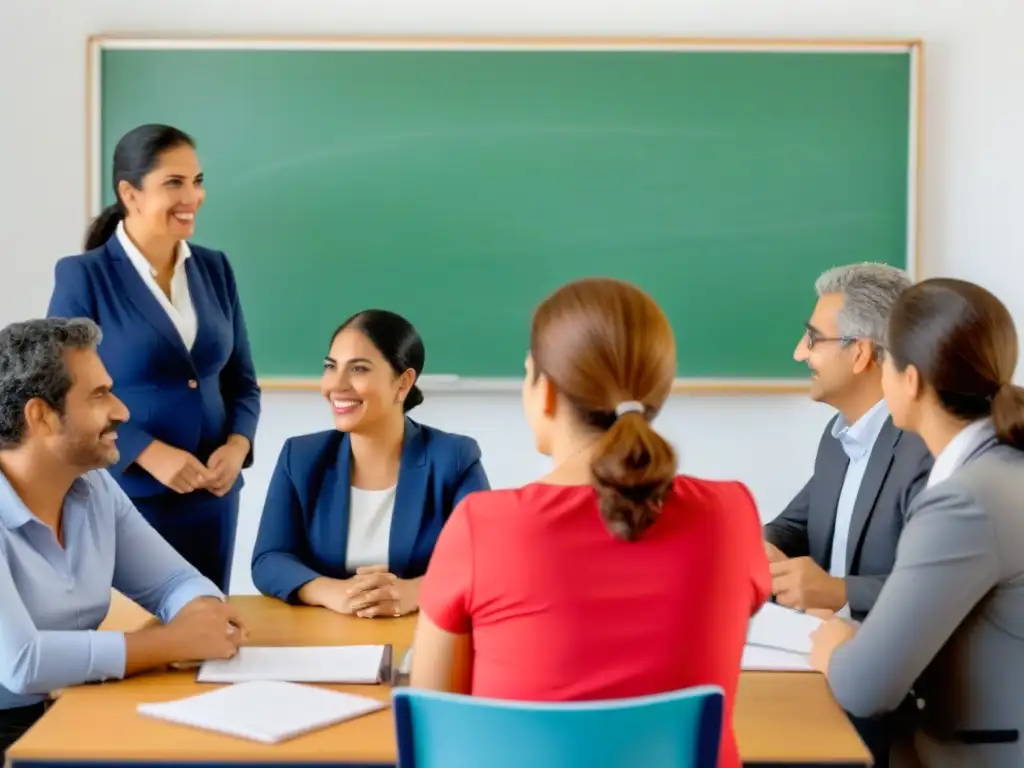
[1,0,1022,594]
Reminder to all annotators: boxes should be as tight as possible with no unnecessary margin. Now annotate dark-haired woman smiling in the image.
[810,278,1024,768]
[46,123,260,592]
[251,310,490,618]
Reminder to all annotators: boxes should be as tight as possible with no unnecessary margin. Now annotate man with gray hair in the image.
[764,263,933,766]
[765,262,933,619]
[0,318,247,754]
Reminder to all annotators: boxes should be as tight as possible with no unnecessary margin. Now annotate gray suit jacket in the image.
[765,415,933,618]
[827,425,1024,768]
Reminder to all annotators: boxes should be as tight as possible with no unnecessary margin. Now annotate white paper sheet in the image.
[137,680,386,744]
[746,603,823,655]
[741,643,814,672]
[197,645,385,684]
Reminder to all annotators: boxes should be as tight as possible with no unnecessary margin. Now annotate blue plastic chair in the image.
[392,685,724,768]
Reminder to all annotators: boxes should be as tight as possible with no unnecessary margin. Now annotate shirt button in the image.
[188,379,198,389]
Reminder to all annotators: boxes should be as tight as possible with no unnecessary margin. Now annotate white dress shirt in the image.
[827,399,891,619]
[344,486,397,572]
[828,399,891,578]
[926,418,991,489]
[116,221,197,350]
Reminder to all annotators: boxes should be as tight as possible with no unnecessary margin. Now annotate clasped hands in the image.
[312,566,420,619]
[137,436,249,497]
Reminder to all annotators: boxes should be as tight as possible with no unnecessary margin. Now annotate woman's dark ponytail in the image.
[992,383,1024,450]
[84,203,124,250]
[403,383,424,412]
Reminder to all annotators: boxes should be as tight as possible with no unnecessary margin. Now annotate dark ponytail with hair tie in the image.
[992,381,1024,450]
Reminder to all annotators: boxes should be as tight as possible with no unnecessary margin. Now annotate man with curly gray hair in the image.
[0,318,247,754]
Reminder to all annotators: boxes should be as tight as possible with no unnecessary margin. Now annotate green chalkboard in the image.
[94,40,919,383]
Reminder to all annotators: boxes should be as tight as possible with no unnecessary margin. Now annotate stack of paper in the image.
[742,603,823,672]
[197,645,386,684]
[137,680,386,744]
[742,644,814,671]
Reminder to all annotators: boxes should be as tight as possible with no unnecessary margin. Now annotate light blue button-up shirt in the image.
[828,399,891,579]
[0,468,221,710]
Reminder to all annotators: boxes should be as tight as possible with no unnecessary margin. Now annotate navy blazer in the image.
[251,419,490,603]
[46,234,261,499]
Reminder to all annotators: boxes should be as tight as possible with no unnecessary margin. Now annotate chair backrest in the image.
[392,685,724,768]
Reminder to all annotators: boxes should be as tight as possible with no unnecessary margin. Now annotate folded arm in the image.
[0,551,127,696]
[825,483,1000,718]
[250,441,322,603]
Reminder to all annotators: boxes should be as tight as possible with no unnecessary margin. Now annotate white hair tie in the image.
[614,401,646,418]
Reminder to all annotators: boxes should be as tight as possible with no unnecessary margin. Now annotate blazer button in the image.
[188,379,198,389]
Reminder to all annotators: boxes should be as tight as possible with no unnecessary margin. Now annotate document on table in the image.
[197,645,391,684]
[741,644,813,672]
[746,603,823,655]
[137,680,386,744]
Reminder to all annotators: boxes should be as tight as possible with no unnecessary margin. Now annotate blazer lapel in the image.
[183,256,215,360]
[389,419,428,577]
[845,419,900,572]
[810,437,849,567]
[319,433,353,572]
[105,236,194,366]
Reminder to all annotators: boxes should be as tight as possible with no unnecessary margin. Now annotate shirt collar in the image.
[927,418,992,489]
[0,467,92,530]
[831,399,890,462]
[116,220,191,278]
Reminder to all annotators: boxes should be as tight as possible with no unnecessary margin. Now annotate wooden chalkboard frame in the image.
[86,35,923,395]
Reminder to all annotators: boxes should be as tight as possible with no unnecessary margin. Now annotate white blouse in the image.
[116,221,198,350]
[344,485,397,572]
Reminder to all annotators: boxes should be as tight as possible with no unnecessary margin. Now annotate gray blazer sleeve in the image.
[844,446,934,615]
[826,480,1000,718]
[764,478,812,557]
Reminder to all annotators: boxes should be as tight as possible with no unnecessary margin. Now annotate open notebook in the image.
[137,680,387,744]
[197,645,393,684]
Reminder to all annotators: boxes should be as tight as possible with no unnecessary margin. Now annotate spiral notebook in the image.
[137,680,387,744]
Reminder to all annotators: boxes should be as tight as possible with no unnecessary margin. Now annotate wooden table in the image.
[8,596,871,767]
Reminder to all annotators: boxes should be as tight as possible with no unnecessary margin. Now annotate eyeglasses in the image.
[803,327,886,359]
[803,328,856,350]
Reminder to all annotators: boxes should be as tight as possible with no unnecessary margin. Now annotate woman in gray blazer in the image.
[809,277,1024,768]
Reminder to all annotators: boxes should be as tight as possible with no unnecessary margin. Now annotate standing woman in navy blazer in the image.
[47,124,261,592]
[251,310,489,618]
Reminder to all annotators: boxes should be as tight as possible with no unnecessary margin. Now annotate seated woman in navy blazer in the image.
[251,310,490,618]
[46,124,261,593]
